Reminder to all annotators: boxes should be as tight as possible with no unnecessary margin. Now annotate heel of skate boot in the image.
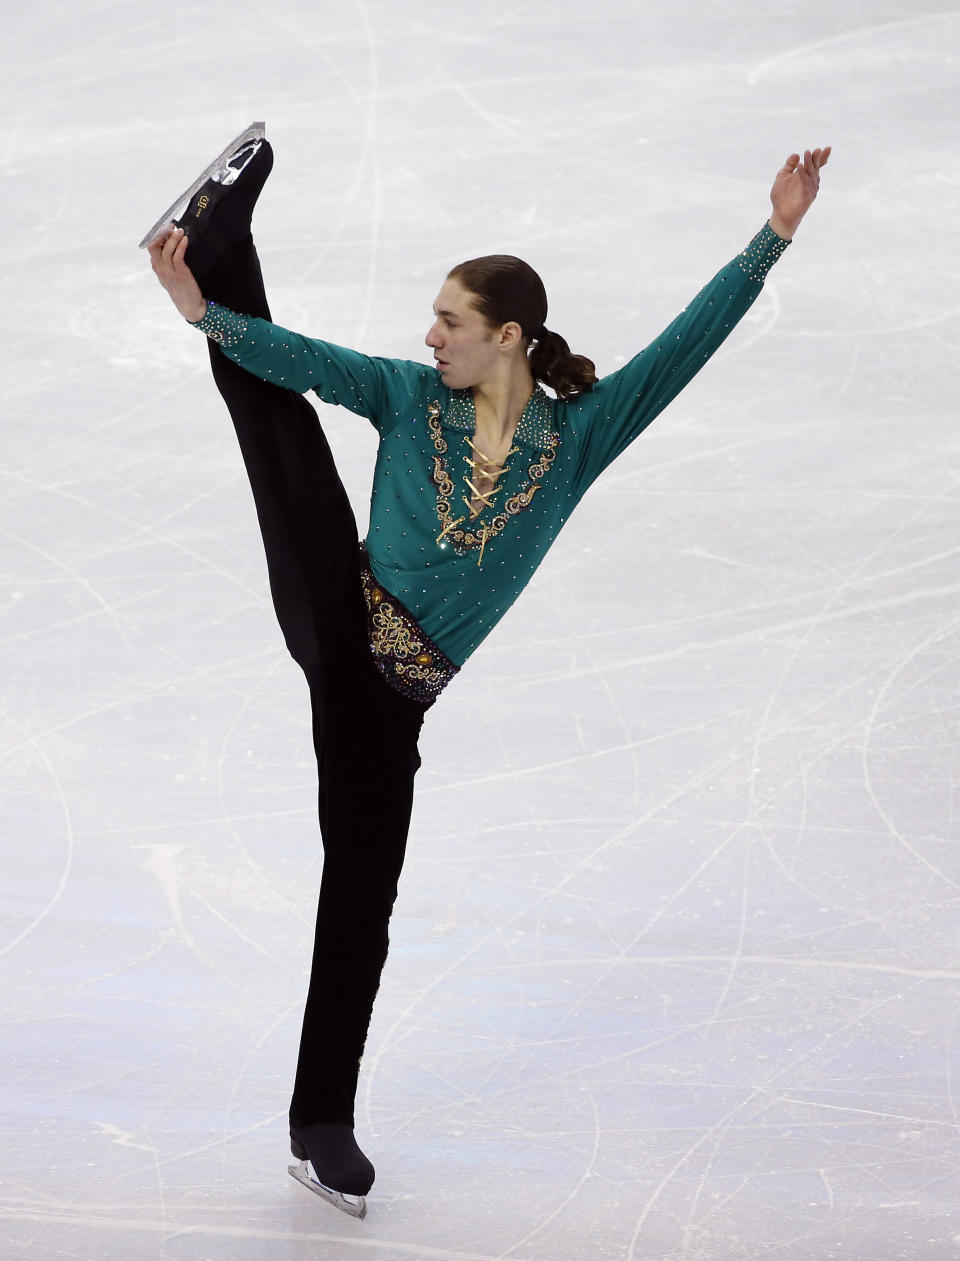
[303,1125,372,1192]
[290,1133,308,1161]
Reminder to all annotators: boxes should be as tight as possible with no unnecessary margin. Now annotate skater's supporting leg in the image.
[290,659,423,1129]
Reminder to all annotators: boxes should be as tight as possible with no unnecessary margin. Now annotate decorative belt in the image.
[358,547,459,706]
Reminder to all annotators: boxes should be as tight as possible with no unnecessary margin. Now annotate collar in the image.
[440,384,556,450]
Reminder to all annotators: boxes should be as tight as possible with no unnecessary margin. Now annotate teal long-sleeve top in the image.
[192,223,790,667]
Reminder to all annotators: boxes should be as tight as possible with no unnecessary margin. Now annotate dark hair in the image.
[447,254,598,400]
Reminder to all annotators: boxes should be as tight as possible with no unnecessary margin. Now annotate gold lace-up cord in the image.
[426,397,559,571]
[463,437,519,520]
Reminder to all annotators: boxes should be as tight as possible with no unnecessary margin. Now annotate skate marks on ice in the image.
[746,10,956,85]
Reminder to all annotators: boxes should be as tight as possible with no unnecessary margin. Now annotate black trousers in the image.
[198,238,428,1127]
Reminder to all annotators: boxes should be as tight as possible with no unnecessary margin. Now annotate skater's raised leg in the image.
[152,134,427,1213]
[179,140,362,676]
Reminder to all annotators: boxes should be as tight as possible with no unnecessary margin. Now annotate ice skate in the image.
[287,1122,374,1219]
[137,121,268,251]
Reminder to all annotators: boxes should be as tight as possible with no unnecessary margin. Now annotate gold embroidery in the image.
[427,400,558,565]
[436,515,465,544]
[371,602,419,658]
[359,554,459,703]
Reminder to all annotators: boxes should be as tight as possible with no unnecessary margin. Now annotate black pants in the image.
[199,238,428,1127]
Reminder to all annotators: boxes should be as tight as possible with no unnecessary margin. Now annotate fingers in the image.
[147,226,195,290]
[147,230,171,269]
[148,229,174,272]
[162,228,184,263]
[809,147,831,177]
[802,147,832,176]
[153,226,191,272]
[781,147,831,180]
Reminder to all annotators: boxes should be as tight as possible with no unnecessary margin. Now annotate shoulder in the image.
[552,379,604,427]
[371,356,439,392]
[367,357,443,435]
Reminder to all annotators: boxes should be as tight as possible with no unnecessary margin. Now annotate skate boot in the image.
[288,1122,374,1219]
[138,122,273,277]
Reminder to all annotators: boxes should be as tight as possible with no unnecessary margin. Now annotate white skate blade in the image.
[287,1158,368,1219]
[138,121,266,249]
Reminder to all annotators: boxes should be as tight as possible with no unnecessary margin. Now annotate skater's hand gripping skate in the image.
[148,228,208,323]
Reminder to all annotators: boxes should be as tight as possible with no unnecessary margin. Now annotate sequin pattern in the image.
[427,400,559,563]
[737,224,791,282]
[182,224,792,670]
[189,300,249,346]
[359,549,459,704]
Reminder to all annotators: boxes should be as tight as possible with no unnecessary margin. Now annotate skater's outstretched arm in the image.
[568,146,831,487]
[147,227,430,434]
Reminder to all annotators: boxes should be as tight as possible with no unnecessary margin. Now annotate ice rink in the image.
[3,1,959,1257]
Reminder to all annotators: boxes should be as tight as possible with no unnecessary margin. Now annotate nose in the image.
[425,320,442,349]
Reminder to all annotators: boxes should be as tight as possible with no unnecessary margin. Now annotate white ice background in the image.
[2,1,959,1258]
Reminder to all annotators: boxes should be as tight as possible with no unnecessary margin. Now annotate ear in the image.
[497,320,524,352]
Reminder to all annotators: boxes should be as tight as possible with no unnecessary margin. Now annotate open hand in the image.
[148,228,208,323]
[769,147,831,240]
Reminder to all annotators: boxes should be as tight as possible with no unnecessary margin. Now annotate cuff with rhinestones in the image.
[187,300,249,347]
[737,223,792,283]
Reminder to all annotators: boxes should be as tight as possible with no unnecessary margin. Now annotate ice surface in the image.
[2,1,959,1258]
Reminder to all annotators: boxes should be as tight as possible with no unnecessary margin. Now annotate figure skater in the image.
[145,125,830,1217]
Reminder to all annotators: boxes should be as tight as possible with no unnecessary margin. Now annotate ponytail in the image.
[447,254,598,401]
[528,326,598,401]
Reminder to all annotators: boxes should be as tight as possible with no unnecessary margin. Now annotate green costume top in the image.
[192,223,790,669]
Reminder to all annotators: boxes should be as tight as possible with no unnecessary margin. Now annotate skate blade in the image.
[138,121,266,249]
[287,1159,368,1219]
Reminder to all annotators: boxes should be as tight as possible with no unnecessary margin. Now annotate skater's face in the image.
[425,278,507,390]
